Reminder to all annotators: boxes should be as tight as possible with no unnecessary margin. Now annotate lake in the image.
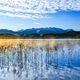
[0,39,80,80]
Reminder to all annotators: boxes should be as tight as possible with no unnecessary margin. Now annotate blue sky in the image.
[0,0,80,31]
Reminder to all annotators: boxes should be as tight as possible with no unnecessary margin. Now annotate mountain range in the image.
[0,27,80,39]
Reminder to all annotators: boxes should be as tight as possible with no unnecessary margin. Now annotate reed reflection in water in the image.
[0,39,80,80]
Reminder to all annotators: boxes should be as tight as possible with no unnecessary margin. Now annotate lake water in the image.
[0,39,80,80]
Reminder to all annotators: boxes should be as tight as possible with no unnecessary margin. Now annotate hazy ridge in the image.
[0,27,80,39]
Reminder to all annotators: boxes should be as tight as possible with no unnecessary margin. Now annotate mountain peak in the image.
[0,27,74,35]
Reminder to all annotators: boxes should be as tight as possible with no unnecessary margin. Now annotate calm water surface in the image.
[0,39,80,80]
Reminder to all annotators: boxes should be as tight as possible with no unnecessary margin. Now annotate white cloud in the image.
[0,0,80,18]
[35,22,41,25]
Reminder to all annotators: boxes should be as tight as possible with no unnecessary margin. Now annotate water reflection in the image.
[0,39,80,80]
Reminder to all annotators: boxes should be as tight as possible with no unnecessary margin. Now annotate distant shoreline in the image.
[0,33,80,39]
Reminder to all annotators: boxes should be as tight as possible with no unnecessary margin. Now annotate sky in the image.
[0,0,80,31]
